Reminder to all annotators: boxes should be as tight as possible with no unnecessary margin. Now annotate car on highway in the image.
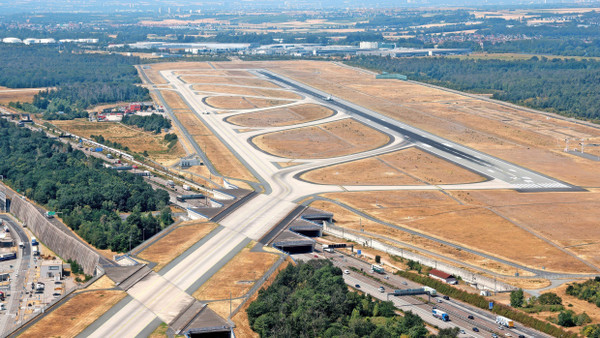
[379,286,385,293]
[517,335,525,338]
[505,333,512,337]
[443,295,450,300]
[498,326,504,330]
[355,284,361,288]
[460,330,465,334]
[468,315,475,320]
[436,299,443,303]
[472,328,480,332]
[492,334,498,338]
[401,281,408,285]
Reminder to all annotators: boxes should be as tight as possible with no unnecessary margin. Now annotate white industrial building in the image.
[2,37,22,44]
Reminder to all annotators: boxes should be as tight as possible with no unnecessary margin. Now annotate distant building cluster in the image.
[96,102,163,122]
[1,37,99,45]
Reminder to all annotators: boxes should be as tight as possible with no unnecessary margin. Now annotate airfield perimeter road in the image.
[85,65,585,337]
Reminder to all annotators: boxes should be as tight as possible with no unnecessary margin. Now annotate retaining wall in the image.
[324,223,515,292]
[7,189,100,275]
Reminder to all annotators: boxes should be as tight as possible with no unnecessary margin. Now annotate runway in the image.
[84,65,582,336]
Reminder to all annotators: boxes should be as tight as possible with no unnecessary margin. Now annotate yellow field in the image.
[137,221,218,271]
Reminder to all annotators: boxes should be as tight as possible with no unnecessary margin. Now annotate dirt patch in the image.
[204,96,294,110]
[50,119,185,166]
[137,221,218,271]
[227,104,334,127]
[0,88,45,104]
[174,110,257,182]
[301,147,485,185]
[252,118,390,159]
[20,289,126,338]
[193,84,301,100]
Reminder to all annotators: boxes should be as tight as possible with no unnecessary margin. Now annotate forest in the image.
[1,45,149,119]
[0,119,172,252]
[346,55,600,122]
[246,260,451,338]
[122,114,172,133]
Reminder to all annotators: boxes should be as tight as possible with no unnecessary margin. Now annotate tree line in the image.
[345,55,600,122]
[122,114,172,134]
[0,119,172,252]
[1,45,150,120]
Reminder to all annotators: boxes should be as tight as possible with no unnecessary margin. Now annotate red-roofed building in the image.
[429,269,457,284]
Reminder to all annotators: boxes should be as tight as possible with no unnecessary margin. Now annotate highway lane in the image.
[0,215,31,336]
[257,70,578,193]
[343,274,484,338]
[324,248,548,338]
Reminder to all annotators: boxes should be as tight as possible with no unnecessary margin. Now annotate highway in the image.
[325,249,547,338]
[0,215,32,336]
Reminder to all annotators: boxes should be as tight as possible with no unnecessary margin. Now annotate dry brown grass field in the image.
[51,119,185,166]
[310,199,536,277]
[173,110,257,182]
[193,84,302,100]
[175,70,254,78]
[315,190,595,274]
[21,289,126,338]
[252,118,389,159]
[193,245,279,317]
[204,96,293,110]
[180,75,281,88]
[158,90,190,110]
[301,147,485,185]
[230,258,293,338]
[0,88,46,104]
[137,221,218,272]
[226,104,334,127]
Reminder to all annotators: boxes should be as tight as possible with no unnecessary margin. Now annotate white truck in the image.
[423,286,437,296]
[496,315,515,328]
[182,184,191,191]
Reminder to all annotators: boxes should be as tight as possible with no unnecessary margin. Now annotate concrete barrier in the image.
[6,188,100,275]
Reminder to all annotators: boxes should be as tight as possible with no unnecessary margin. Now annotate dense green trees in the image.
[121,114,172,133]
[510,289,525,308]
[247,260,433,338]
[0,119,171,252]
[566,277,600,308]
[1,45,149,119]
[346,55,600,122]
